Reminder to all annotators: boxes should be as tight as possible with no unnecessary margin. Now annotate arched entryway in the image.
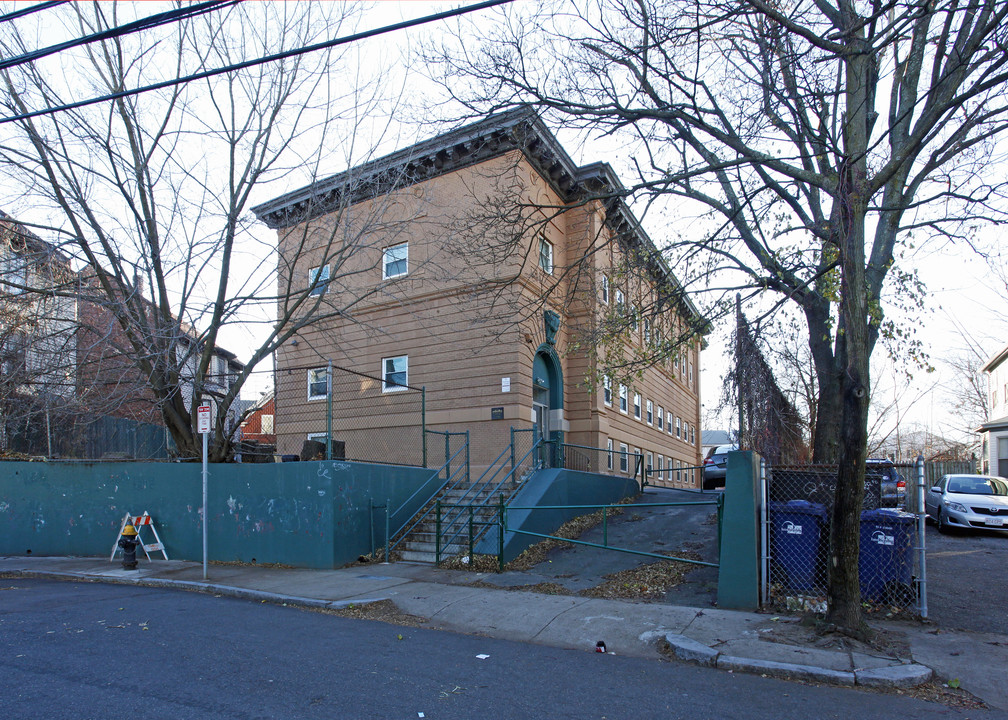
[532,345,564,465]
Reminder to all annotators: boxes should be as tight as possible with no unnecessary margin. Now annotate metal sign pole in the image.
[197,403,211,581]
[202,429,208,580]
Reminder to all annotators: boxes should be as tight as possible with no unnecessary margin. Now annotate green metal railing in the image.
[498,496,724,572]
[385,430,469,557]
[553,441,645,489]
[435,430,542,562]
[646,462,704,490]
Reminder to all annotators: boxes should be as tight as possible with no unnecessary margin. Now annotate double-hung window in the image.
[601,275,609,304]
[382,355,408,391]
[603,375,612,406]
[307,367,329,400]
[646,400,653,425]
[633,392,642,420]
[657,405,664,431]
[607,439,614,470]
[308,264,329,296]
[538,236,553,274]
[667,411,674,435]
[619,384,628,413]
[383,242,408,279]
[676,416,682,438]
[619,443,629,473]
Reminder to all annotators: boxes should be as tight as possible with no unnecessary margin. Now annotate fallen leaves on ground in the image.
[322,599,428,628]
[579,551,704,601]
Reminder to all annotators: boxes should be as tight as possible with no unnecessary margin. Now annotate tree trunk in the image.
[805,302,842,464]
[824,45,872,636]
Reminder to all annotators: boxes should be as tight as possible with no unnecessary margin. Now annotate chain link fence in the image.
[257,361,426,466]
[765,463,922,615]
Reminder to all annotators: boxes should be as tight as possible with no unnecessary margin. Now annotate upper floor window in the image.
[676,416,682,438]
[667,411,674,435]
[0,251,27,295]
[643,318,651,344]
[601,275,609,304]
[690,424,696,444]
[382,355,408,391]
[309,264,329,296]
[633,392,642,420]
[383,242,408,279]
[307,367,329,400]
[615,288,625,312]
[646,399,653,425]
[619,384,628,413]
[689,360,694,386]
[538,236,554,275]
[656,405,664,431]
[603,375,612,406]
[607,438,614,470]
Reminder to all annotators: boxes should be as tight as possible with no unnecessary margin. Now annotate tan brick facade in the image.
[256,111,703,484]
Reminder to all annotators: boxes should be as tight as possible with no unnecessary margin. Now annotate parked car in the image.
[925,474,1008,533]
[703,444,737,489]
[868,459,906,508]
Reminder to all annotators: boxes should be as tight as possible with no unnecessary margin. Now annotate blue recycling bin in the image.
[768,500,828,593]
[859,508,916,604]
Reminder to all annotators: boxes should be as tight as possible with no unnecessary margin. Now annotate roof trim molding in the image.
[251,107,704,325]
[983,343,1008,373]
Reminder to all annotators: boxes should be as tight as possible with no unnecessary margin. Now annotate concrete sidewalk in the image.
[2,555,1005,711]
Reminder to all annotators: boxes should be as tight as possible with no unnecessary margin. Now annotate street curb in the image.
[662,633,719,666]
[855,663,933,688]
[1,568,391,612]
[717,655,857,686]
[662,630,933,689]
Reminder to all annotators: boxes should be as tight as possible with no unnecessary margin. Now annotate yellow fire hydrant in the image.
[118,524,139,570]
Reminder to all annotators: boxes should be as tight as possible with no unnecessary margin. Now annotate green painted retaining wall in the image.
[476,469,640,562]
[0,460,433,569]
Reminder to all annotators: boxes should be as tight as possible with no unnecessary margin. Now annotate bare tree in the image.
[426,0,1008,634]
[0,2,410,461]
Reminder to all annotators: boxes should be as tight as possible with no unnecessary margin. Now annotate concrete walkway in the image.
[2,555,1005,711]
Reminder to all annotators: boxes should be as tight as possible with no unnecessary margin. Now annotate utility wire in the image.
[0,1,66,25]
[0,0,240,72]
[0,0,515,125]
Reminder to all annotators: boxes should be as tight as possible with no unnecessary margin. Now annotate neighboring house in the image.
[253,109,705,482]
[701,429,733,459]
[979,343,1008,477]
[0,211,244,457]
[240,391,276,445]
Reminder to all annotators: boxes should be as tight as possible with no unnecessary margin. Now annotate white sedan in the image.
[925,474,1008,533]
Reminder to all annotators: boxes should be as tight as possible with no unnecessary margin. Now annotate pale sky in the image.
[5,1,1005,444]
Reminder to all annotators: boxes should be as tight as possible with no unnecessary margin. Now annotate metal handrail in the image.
[386,440,470,556]
[438,437,543,555]
[501,499,723,568]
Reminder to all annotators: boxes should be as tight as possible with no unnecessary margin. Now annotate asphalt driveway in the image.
[923,522,1008,634]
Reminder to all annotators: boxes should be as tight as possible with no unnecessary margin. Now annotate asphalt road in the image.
[924,522,1008,634]
[0,579,988,720]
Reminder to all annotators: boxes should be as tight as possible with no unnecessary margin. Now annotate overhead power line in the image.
[0,1,66,25]
[0,0,515,126]
[0,0,240,72]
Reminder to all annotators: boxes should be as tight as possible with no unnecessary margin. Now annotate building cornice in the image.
[982,343,1008,374]
[252,107,705,326]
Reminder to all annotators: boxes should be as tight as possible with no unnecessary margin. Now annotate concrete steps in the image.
[396,482,510,563]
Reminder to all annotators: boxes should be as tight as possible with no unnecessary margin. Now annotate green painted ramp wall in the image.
[0,460,432,568]
[475,469,640,562]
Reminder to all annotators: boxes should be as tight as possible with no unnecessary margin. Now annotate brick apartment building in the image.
[253,109,705,483]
